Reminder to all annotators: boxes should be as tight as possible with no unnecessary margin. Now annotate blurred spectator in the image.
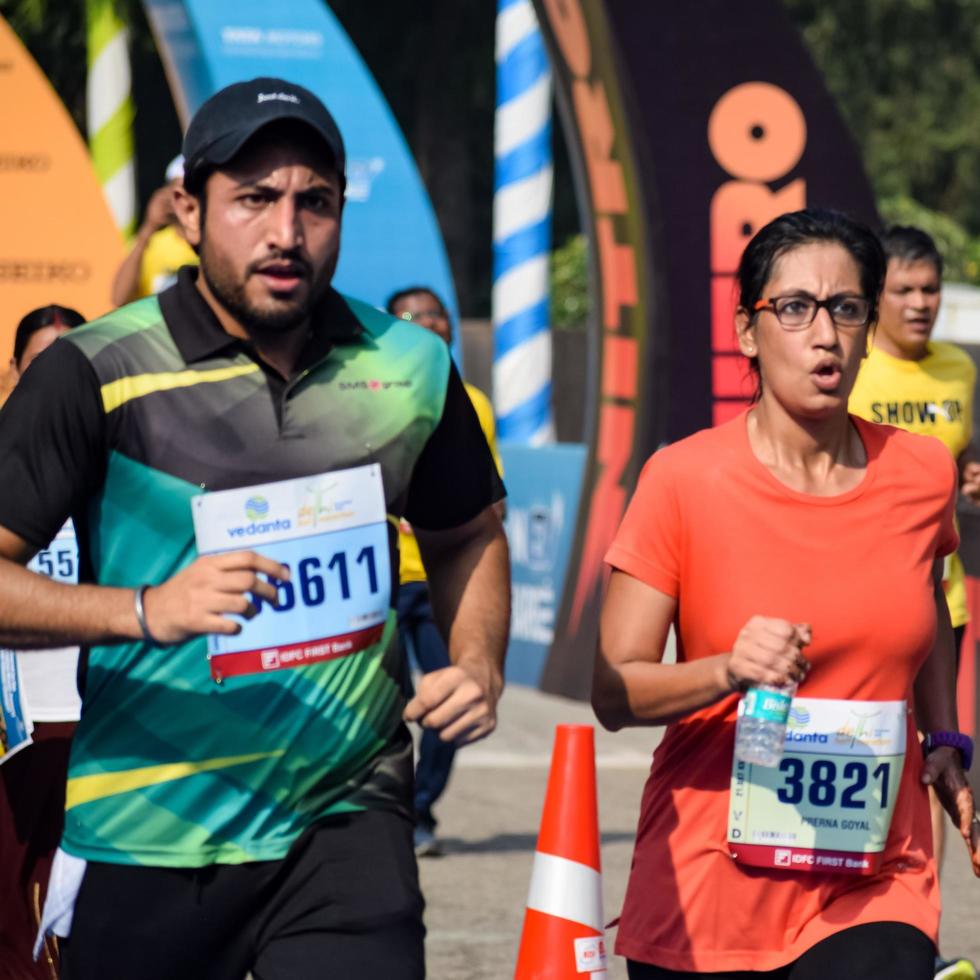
[849,226,980,980]
[0,304,84,980]
[387,286,503,856]
[110,155,198,306]
[0,305,85,411]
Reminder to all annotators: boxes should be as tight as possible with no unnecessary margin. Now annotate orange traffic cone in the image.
[515,724,607,979]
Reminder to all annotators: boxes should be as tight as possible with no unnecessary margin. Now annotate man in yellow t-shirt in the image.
[850,226,980,638]
[850,229,980,967]
[110,156,199,306]
[387,286,503,856]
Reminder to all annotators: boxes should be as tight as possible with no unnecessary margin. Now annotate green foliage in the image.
[878,195,980,282]
[0,0,157,137]
[550,234,590,330]
[784,0,980,248]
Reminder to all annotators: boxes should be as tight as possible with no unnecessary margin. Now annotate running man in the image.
[387,286,503,856]
[0,77,509,979]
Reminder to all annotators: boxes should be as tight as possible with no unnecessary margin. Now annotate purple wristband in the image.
[922,731,974,772]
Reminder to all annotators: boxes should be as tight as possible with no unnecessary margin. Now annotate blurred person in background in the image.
[0,305,85,411]
[110,155,198,306]
[849,225,980,980]
[0,304,84,980]
[387,286,503,856]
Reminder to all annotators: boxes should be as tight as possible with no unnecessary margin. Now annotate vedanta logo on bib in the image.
[227,518,292,539]
[230,496,291,538]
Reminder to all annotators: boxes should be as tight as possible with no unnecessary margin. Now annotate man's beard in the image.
[200,243,328,335]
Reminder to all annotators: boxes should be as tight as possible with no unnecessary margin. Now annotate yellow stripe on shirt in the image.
[101,363,260,413]
[66,750,284,809]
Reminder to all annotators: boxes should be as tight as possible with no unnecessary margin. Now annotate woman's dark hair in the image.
[737,208,886,318]
[736,209,886,399]
[13,304,85,366]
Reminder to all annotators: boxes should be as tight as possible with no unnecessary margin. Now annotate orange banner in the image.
[0,17,124,369]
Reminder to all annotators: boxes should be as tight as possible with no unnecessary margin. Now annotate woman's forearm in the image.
[593,652,735,730]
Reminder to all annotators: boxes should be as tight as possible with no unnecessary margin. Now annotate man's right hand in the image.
[141,551,289,644]
[141,186,176,235]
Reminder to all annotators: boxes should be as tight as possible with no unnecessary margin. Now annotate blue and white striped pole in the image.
[493,0,554,445]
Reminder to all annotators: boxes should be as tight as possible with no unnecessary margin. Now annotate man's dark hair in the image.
[879,225,944,278]
[385,286,447,317]
[13,304,85,366]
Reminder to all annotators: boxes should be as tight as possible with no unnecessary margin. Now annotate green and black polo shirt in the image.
[0,268,503,867]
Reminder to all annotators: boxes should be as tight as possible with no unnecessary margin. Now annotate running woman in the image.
[595,209,979,979]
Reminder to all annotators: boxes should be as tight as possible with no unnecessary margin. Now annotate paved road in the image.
[419,685,980,978]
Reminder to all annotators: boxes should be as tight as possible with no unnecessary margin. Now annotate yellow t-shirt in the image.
[398,383,502,584]
[137,225,199,298]
[849,341,976,626]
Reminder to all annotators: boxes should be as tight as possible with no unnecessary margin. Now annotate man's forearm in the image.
[110,227,154,307]
[446,529,509,681]
[419,512,510,681]
[0,557,139,648]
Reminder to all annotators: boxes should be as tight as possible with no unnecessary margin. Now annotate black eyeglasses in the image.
[753,293,871,330]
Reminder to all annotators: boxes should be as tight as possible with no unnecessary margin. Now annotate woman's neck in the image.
[747,396,866,496]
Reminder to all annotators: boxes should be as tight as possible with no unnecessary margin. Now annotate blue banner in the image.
[500,443,587,687]
[142,0,460,345]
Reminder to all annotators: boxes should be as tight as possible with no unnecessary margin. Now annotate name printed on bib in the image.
[728,697,907,875]
[192,465,391,682]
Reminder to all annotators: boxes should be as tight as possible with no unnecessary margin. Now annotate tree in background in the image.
[550,234,589,331]
[784,0,980,283]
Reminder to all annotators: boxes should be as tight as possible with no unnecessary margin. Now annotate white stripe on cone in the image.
[525,851,604,932]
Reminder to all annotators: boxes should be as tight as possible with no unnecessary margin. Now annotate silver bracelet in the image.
[134,585,161,645]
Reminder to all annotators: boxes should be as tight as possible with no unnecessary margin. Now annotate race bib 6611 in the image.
[192,465,391,682]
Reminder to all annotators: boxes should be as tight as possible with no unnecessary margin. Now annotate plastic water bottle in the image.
[734,682,797,767]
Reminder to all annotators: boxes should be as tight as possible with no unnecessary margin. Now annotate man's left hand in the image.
[403,660,502,746]
[922,745,980,876]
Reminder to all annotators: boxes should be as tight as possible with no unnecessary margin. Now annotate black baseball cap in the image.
[182,77,346,192]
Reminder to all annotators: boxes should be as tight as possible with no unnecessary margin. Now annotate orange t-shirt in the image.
[605,412,957,973]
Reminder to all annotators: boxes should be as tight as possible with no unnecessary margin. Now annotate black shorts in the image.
[61,809,424,980]
[627,921,935,980]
